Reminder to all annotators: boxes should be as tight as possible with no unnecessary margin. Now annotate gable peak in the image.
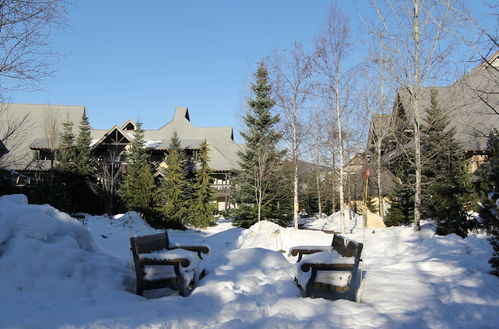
[173,107,190,122]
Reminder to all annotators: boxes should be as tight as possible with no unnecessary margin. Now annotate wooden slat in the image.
[301,263,355,272]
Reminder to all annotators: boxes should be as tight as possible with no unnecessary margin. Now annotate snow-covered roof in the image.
[0,104,242,172]
[113,107,242,171]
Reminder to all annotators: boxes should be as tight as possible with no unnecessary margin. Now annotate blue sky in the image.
[7,0,496,141]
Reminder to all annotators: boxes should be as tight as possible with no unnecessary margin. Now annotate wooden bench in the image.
[130,231,209,297]
[289,234,363,301]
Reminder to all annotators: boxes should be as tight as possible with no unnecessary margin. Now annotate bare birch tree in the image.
[90,147,123,216]
[314,4,354,233]
[358,53,393,218]
[453,3,499,115]
[307,106,330,218]
[43,109,59,169]
[325,115,339,214]
[268,42,314,229]
[370,0,464,231]
[0,0,66,93]
[451,2,498,72]
[0,0,66,167]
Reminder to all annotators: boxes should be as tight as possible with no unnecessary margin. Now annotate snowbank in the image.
[236,220,332,257]
[301,209,364,233]
[84,211,157,260]
[1,195,498,328]
[0,195,132,328]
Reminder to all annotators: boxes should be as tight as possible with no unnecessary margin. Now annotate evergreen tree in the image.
[366,189,378,214]
[56,115,76,172]
[475,130,499,276]
[121,123,158,219]
[49,115,76,212]
[233,62,287,228]
[75,110,94,176]
[70,110,100,214]
[384,164,414,227]
[190,140,216,227]
[159,132,189,226]
[421,89,470,238]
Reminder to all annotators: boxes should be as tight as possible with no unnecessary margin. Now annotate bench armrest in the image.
[172,244,210,259]
[289,246,333,262]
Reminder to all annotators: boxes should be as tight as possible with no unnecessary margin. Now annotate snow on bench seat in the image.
[296,250,355,288]
[139,248,206,285]
[290,234,363,301]
[130,231,209,296]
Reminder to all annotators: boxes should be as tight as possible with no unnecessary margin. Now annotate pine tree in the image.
[475,130,499,276]
[159,132,189,226]
[56,115,76,172]
[233,62,287,228]
[52,115,77,212]
[190,140,216,227]
[384,164,414,227]
[121,123,158,219]
[421,89,470,238]
[75,110,94,176]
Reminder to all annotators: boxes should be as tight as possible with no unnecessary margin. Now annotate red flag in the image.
[365,168,370,178]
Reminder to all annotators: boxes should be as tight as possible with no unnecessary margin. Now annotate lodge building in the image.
[0,105,243,211]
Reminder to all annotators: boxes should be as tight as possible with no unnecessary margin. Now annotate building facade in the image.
[0,105,243,210]
[351,52,499,209]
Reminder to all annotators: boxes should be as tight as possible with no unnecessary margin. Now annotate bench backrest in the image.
[130,231,170,257]
[331,234,363,263]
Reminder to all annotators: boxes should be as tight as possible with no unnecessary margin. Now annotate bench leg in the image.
[305,268,318,298]
[136,273,144,296]
[173,263,190,297]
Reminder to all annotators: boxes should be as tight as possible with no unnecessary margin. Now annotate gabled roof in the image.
[93,125,133,147]
[392,52,499,152]
[121,119,137,131]
[0,103,84,170]
[90,107,243,171]
[173,107,190,122]
[0,103,243,172]
[141,107,242,171]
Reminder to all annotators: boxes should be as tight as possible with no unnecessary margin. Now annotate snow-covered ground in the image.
[1,194,498,329]
[299,210,364,232]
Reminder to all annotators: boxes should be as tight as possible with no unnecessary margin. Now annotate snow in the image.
[140,248,206,285]
[298,250,355,265]
[1,194,499,328]
[300,209,365,233]
[295,250,355,288]
[145,140,162,148]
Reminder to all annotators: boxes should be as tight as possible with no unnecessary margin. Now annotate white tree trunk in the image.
[335,75,346,234]
[316,161,323,218]
[257,188,262,222]
[376,139,384,217]
[293,124,299,229]
[413,0,422,231]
